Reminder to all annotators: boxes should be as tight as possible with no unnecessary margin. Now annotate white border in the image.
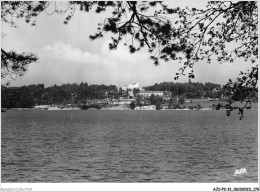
[1,1,259,191]
[1,183,260,192]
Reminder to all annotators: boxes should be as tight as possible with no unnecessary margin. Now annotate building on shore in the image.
[34,105,48,110]
[120,81,142,99]
[121,81,140,91]
[128,81,139,90]
[138,90,171,100]
[139,90,163,97]
[134,105,156,110]
[111,98,135,105]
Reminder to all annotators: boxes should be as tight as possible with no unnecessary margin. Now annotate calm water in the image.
[1,110,258,182]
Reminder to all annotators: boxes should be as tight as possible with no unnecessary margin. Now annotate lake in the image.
[1,110,258,182]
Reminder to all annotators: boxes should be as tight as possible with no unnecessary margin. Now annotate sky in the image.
[1,0,256,88]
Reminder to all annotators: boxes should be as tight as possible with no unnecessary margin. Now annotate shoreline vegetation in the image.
[1,82,258,112]
[2,100,257,111]
[1,107,257,111]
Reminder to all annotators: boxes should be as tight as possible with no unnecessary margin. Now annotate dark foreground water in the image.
[1,110,258,182]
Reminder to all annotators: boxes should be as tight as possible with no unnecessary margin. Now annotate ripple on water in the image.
[1,110,258,182]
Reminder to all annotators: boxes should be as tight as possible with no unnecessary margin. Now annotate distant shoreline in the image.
[2,107,257,111]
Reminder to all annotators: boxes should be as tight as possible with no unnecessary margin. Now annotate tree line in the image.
[1,83,118,108]
[144,81,223,99]
[2,81,225,108]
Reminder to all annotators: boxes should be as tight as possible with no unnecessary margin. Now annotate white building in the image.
[34,105,48,110]
[128,81,139,90]
[138,90,164,97]
[138,90,172,100]
[121,81,140,91]
[121,85,128,91]
[135,105,156,110]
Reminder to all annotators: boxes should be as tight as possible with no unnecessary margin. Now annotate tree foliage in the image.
[3,2,257,76]
[1,49,38,80]
[1,1,47,26]
[1,1,48,80]
[130,101,136,110]
[63,2,258,77]
[224,65,258,119]
[1,83,119,108]
[144,81,222,99]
